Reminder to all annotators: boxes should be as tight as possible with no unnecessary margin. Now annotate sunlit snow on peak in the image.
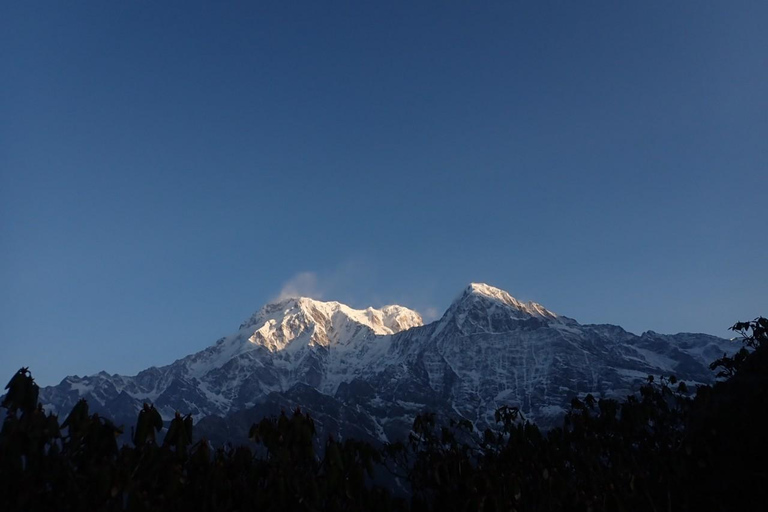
[238,297,423,353]
[462,283,558,319]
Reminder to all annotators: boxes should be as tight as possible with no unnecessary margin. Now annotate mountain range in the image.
[35,283,733,445]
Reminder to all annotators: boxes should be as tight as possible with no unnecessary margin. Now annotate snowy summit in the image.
[459,283,558,319]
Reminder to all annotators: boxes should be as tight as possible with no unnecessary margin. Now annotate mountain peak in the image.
[238,296,423,352]
[456,283,558,319]
[467,282,514,301]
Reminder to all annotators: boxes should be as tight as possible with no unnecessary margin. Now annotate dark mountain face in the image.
[33,284,734,445]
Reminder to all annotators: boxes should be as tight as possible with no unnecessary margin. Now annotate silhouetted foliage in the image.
[1,317,766,511]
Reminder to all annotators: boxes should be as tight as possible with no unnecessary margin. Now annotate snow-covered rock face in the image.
[35,284,735,446]
[459,283,558,320]
[430,283,564,339]
[239,298,423,341]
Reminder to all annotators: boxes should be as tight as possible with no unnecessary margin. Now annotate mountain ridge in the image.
[33,283,735,445]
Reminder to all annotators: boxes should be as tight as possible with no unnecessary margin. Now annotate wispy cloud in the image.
[422,307,440,322]
[273,262,446,323]
[273,258,373,305]
[274,271,324,301]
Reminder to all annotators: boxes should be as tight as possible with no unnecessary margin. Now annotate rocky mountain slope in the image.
[35,284,734,445]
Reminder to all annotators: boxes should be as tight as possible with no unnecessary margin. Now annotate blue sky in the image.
[2,1,766,385]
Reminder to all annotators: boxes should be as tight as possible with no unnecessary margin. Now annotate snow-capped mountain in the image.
[35,284,734,444]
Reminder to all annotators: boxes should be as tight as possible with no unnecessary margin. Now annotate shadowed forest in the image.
[2,318,766,512]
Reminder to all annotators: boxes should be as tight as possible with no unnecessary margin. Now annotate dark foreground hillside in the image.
[2,318,766,512]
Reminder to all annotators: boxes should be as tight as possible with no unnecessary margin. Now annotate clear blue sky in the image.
[2,1,766,386]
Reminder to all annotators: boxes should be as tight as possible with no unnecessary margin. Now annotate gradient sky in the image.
[2,1,766,386]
